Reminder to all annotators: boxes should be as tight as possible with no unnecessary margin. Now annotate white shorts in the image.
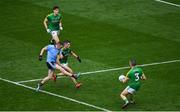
[125,86,136,94]
[60,63,68,67]
[50,30,60,38]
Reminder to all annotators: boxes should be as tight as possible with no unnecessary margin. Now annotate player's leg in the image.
[120,87,130,108]
[129,93,135,104]
[52,72,57,81]
[52,64,73,82]
[71,77,81,88]
[51,31,60,43]
[41,69,54,84]
[61,64,73,74]
[60,64,81,88]
[61,64,77,84]
[120,86,136,108]
[36,69,54,92]
[55,64,78,79]
[36,62,56,91]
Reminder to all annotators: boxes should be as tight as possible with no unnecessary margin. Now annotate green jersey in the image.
[46,13,62,31]
[127,67,143,91]
[60,48,72,64]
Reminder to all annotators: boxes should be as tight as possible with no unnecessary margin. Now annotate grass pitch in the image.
[0,0,180,111]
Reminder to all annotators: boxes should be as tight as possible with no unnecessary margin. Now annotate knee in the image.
[69,69,73,74]
[120,93,123,97]
[120,92,125,97]
[61,69,66,74]
[47,75,53,79]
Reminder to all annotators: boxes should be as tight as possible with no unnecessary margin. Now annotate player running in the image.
[55,40,82,88]
[120,59,147,109]
[43,6,63,44]
[36,42,79,92]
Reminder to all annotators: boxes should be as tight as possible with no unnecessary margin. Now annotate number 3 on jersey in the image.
[135,72,140,81]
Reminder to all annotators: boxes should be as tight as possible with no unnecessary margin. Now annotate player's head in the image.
[129,58,137,67]
[63,40,71,48]
[53,6,59,15]
[55,42,62,49]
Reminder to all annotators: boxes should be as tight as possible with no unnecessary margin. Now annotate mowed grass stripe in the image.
[20,0,180,43]
[16,59,180,83]
[0,77,111,111]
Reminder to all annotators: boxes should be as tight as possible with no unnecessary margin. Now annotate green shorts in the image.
[129,83,141,91]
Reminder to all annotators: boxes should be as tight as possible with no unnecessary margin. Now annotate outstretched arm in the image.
[40,46,47,56]
[71,51,81,63]
[71,51,78,58]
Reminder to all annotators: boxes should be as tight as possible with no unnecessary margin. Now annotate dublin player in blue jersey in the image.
[36,42,79,91]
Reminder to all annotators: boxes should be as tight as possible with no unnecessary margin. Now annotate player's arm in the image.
[59,53,64,59]
[39,46,47,61]
[59,19,63,30]
[141,73,147,80]
[56,50,64,65]
[43,17,48,30]
[56,54,61,65]
[43,16,50,33]
[59,52,64,60]
[122,69,132,83]
[122,77,129,83]
[122,74,129,83]
[71,51,81,63]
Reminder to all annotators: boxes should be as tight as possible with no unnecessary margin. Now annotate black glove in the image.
[77,56,81,63]
[39,55,43,61]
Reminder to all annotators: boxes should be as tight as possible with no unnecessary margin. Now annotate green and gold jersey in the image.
[126,67,143,91]
[60,48,72,64]
[46,13,62,31]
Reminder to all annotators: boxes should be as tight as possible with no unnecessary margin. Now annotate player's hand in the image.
[46,29,51,33]
[39,55,43,61]
[60,26,63,31]
[77,56,81,63]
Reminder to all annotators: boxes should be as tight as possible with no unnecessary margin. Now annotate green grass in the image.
[0,0,180,111]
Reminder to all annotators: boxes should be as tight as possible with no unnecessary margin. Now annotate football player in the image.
[36,42,79,91]
[56,40,82,88]
[43,6,63,43]
[120,59,147,109]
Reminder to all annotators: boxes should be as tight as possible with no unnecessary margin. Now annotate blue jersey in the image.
[46,45,61,62]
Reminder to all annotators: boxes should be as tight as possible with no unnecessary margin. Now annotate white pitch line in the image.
[16,59,180,84]
[155,0,180,7]
[0,77,111,112]
[17,78,45,83]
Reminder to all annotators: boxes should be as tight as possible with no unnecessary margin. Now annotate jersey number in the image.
[135,73,140,81]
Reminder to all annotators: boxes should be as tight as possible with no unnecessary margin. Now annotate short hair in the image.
[63,40,71,45]
[53,6,59,10]
[130,58,136,66]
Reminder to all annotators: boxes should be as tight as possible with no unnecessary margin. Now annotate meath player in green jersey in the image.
[120,59,147,109]
[43,6,63,43]
[57,40,82,88]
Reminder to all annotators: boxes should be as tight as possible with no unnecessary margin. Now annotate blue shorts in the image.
[46,62,56,70]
